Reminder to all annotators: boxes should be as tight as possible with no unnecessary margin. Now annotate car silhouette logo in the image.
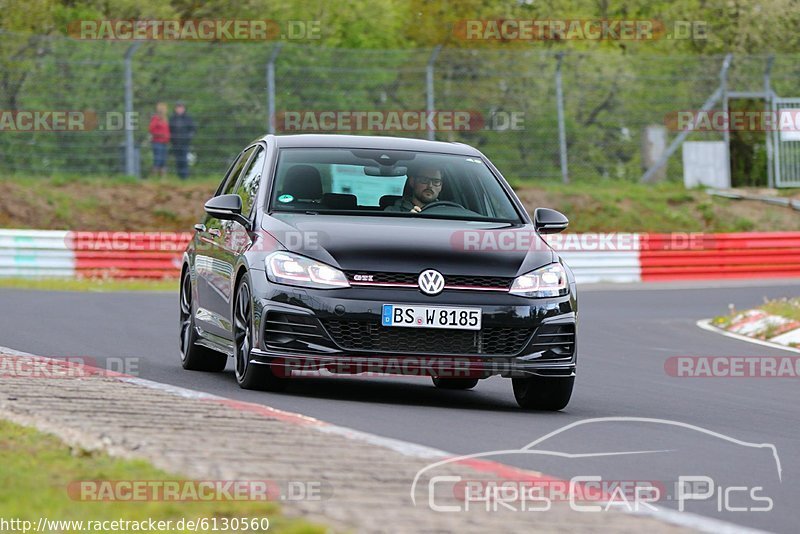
[418,269,445,295]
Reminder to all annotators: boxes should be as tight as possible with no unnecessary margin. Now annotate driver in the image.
[384,165,443,213]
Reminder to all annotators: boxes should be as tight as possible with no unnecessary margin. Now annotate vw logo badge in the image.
[418,269,445,295]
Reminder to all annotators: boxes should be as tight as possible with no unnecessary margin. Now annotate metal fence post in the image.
[721,54,733,187]
[267,43,283,135]
[764,55,775,188]
[124,42,141,178]
[426,46,442,141]
[555,52,569,184]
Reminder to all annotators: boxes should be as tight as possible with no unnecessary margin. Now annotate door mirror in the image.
[534,208,569,234]
[204,194,249,227]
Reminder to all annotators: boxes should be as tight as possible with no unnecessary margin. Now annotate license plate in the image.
[381,304,481,330]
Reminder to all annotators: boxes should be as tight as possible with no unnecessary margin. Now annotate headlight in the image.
[509,263,567,297]
[266,252,350,289]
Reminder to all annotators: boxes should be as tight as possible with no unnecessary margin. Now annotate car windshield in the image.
[269,148,522,222]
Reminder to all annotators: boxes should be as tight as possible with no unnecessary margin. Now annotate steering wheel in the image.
[420,201,464,212]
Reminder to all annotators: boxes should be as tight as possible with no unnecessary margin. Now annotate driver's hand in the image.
[410,206,421,213]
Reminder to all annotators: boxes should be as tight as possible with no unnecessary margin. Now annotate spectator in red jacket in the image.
[148,102,170,177]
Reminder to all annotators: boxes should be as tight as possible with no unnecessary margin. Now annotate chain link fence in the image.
[1,30,797,183]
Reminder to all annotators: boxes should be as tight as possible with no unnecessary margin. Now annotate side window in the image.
[218,147,255,197]
[215,153,243,196]
[235,146,266,217]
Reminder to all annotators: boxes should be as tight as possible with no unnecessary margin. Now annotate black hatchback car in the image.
[180,134,577,410]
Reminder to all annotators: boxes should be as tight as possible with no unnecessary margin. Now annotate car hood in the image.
[261,213,554,277]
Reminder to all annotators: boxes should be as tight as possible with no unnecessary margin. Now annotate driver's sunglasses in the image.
[416,176,443,187]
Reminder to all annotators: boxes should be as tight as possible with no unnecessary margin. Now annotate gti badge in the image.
[418,269,445,295]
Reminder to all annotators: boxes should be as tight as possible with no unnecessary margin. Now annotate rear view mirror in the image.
[534,208,569,234]
[364,165,408,177]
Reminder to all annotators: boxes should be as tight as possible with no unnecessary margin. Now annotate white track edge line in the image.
[117,376,225,400]
[697,319,800,354]
[315,424,449,459]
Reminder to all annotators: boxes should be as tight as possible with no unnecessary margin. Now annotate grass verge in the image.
[0,418,324,533]
[761,297,800,322]
[0,278,178,292]
[711,297,800,338]
[512,180,800,233]
[1,174,799,233]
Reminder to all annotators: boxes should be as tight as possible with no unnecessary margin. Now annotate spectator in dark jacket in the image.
[169,101,196,179]
[148,102,170,177]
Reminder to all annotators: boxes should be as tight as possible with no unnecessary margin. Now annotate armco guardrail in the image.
[0,229,75,277]
[0,229,189,279]
[68,231,192,279]
[550,234,641,284]
[0,229,799,283]
[639,232,800,281]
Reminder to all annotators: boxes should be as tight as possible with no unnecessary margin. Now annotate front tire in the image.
[233,276,287,391]
[179,269,227,372]
[432,377,479,390]
[512,376,574,411]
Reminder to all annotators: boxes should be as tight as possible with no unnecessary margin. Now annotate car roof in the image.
[258,134,483,157]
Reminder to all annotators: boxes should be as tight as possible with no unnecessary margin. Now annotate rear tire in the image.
[233,276,287,392]
[512,376,574,411]
[432,377,479,390]
[179,269,227,372]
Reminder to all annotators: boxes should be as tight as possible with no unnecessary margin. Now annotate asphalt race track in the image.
[1,281,798,533]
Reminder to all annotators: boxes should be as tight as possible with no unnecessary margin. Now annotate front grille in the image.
[444,275,512,289]
[529,323,575,360]
[348,272,417,285]
[346,271,512,290]
[321,320,533,355]
[263,311,334,352]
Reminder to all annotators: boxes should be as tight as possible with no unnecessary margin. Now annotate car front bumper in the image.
[248,269,577,379]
